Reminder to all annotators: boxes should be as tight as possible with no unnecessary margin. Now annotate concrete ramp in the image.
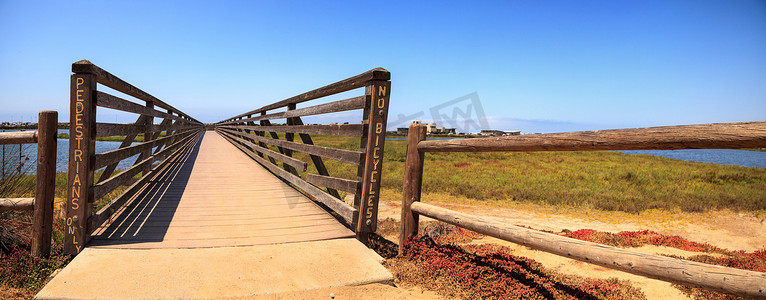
[36,238,393,299]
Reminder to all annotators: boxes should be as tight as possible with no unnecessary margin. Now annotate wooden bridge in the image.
[36,61,395,299]
[22,60,766,299]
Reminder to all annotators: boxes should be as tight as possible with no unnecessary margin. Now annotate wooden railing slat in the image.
[96,123,144,138]
[223,112,286,125]
[284,95,366,119]
[219,128,363,165]
[97,115,149,183]
[218,130,307,171]
[305,173,359,194]
[220,95,366,125]
[96,92,191,123]
[94,129,195,170]
[219,124,364,137]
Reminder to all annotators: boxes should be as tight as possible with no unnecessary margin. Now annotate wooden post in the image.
[65,73,96,255]
[356,80,391,243]
[142,102,154,176]
[399,124,426,253]
[31,111,57,257]
[284,104,297,175]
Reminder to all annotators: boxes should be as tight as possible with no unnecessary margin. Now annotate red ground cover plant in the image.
[392,233,645,300]
[0,213,71,297]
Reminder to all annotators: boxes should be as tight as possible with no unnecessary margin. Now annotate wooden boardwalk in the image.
[89,131,354,249]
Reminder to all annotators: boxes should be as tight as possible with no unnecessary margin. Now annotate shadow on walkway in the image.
[89,133,204,245]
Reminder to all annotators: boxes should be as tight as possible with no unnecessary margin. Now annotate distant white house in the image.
[397,120,456,135]
[479,130,521,136]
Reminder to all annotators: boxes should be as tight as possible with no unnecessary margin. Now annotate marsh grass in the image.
[279,135,766,214]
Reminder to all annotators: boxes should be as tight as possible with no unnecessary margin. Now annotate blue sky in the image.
[1,0,764,133]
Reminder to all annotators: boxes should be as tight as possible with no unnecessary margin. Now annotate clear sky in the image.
[1,0,764,133]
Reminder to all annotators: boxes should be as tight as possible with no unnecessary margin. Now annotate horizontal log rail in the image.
[0,131,37,145]
[66,60,204,255]
[216,68,391,243]
[0,111,58,257]
[400,122,766,298]
[0,198,34,211]
[418,121,766,152]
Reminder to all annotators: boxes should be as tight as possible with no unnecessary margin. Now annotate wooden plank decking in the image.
[89,131,354,248]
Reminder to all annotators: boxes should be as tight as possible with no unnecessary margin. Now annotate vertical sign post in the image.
[64,73,96,255]
[356,80,391,242]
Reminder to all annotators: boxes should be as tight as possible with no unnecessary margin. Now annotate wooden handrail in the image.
[400,122,766,298]
[418,121,766,152]
[72,60,202,124]
[224,68,389,121]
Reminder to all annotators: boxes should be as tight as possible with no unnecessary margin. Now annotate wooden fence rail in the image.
[0,111,58,257]
[216,68,391,243]
[400,122,766,298]
[64,60,203,255]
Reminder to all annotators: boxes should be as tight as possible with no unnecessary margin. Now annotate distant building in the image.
[396,120,456,135]
[480,129,504,136]
[480,130,521,136]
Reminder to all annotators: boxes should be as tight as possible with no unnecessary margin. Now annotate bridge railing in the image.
[216,68,391,242]
[0,111,57,257]
[400,122,766,298]
[65,60,203,255]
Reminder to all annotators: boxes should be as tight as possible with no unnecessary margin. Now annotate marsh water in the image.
[1,129,138,175]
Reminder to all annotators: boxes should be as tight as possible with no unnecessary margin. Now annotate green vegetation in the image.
[282,135,766,214]
[57,132,167,142]
[1,168,133,298]
[1,172,72,298]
